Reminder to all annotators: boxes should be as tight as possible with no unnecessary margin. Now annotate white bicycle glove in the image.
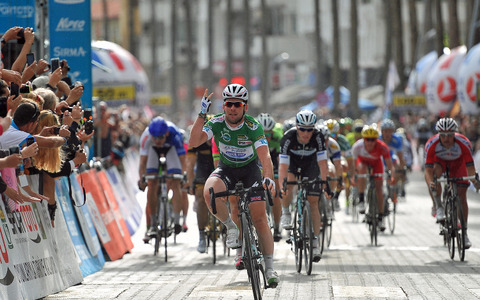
[199,96,211,115]
[263,177,275,190]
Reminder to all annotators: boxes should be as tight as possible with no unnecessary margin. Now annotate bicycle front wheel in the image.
[212,215,217,264]
[292,207,302,273]
[242,214,263,300]
[386,196,396,234]
[302,201,313,275]
[446,195,456,260]
[319,196,327,255]
[455,195,466,261]
[326,199,333,248]
[367,186,377,246]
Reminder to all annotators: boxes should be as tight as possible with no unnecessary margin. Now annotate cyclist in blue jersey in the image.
[138,117,186,242]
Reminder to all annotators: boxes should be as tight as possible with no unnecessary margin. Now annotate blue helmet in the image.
[148,117,168,137]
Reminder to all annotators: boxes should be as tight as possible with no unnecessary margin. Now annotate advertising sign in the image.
[48,0,92,108]
[0,1,35,33]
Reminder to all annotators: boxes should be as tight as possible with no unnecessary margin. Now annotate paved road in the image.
[46,170,480,299]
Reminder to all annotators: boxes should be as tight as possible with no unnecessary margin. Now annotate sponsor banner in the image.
[48,0,92,108]
[392,94,426,111]
[95,170,134,251]
[105,166,142,236]
[69,174,105,266]
[77,170,129,260]
[55,177,104,277]
[0,0,35,33]
[0,179,82,299]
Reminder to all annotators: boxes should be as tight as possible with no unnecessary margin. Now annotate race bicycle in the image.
[283,175,327,275]
[144,156,185,260]
[210,182,273,300]
[432,167,476,261]
[356,170,383,246]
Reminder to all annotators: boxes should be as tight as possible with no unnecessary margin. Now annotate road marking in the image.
[333,286,407,298]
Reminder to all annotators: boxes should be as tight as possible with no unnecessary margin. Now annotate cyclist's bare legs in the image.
[356,163,367,194]
[195,185,209,230]
[248,201,274,255]
[272,178,281,227]
[146,177,159,225]
[458,186,469,224]
[375,179,384,214]
[181,190,189,229]
[308,195,321,235]
[167,178,182,224]
[203,177,229,222]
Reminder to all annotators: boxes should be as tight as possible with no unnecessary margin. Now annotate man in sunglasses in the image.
[351,125,394,231]
[138,116,186,243]
[189,83,279,288]
[278,109,331,262]
[424,118,480,249]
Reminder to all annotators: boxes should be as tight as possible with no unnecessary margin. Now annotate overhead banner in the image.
[0,0,35,33]
[48,0,92,108]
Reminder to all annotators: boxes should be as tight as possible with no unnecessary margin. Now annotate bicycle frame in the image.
[144,156,185,260]
[210,182,273,299]
[433,168,475,261]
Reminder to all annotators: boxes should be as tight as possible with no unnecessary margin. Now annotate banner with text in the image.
[48,0,92,108]
[0,0,35,33]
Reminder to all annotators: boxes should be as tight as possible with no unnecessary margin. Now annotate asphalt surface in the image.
[45,170,480,300]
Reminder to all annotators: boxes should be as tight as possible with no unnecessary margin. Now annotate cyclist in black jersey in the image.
[278,110,332,262]
[186,129,215,253]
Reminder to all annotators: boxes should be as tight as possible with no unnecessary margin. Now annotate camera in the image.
[51,58,59,73]
[53,127,60,135]
[83,108,94,134]
[26,137,35,146]
[0,96,7,118]
[60,106,73,113]
[10,83,19,98]
[84,121,94,135]
[26,53,35,66]
[20,85,31,94]
[17,28,25,44]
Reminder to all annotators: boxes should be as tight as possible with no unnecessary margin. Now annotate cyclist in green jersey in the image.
[257,113,283,242]
[189,84,279,287]
[346,119,364,146]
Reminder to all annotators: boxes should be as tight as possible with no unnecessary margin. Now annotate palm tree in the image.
[226,0,233,83]
[314,0,323,95]
[447,0,460,48]
[261,0,269,112]
[244,0,251,93]
[349,0,359,118]
[407,0,418,69]
[434,0,444,56]
[392,0,406,90]
[331,0,340,115]
[184,0,195,122]
[171,0,178,114]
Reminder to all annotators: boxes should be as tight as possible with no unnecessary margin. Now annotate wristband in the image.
[198,112,206,119]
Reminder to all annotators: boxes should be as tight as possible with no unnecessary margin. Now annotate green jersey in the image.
[203,114,268,168]
[268,123,283,153]
[335,134,353,158]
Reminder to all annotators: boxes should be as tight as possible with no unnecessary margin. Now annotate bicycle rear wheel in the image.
[302,202,313,275]
[326,199,333,248]
[319,196,327,255]
[455,195,466,261]
[242,214,262,300]
[292,207,302,273]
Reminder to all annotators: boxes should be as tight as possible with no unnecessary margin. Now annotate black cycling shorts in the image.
[210,159,265,202]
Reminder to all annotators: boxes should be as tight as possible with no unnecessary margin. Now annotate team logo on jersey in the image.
[238,135,252,146]
[221,131,231,142]
[244,118,259,130]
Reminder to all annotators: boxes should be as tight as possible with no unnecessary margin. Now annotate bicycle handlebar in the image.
[433,175,476,183]
[144,173,186,181]
[209,183,273,215]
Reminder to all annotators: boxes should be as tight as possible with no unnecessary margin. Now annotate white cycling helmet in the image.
[317,124,330,138]
[380,118,396,131]
[296,110,317,127]
[435,117,458,132]
[257,113,275,131]
[324,119,340,134]
[222,83,249,102]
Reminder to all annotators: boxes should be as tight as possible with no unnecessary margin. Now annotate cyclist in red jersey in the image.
[351,125,395,230]
[424,118,480,249]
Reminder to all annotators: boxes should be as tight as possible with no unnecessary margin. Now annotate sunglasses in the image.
[153,134,166,140]
[365,138,377,142]
[30,105,40,122]
[439,132,454,138]
[298,127,314,132]
[224,101,245,108]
